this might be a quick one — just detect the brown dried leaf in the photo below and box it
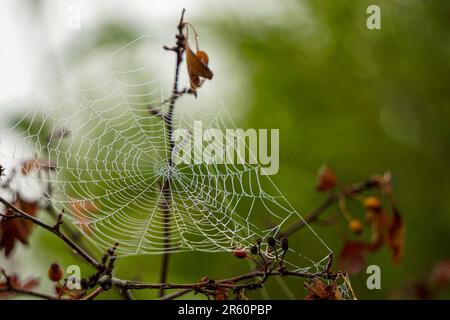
[338,241,371,275]
[70,199,98,216]
[328,283,344,300]
[196,50,209,65]
[70,199,98,235]
[0,196,38,257]
[388,208,404,265]
[186,46,213,93]
[368,209,390,250]
[304,278,344,300]
[304,278,327,300]
[21,158,56,176]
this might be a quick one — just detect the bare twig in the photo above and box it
[0,269,60,300]
[82,287,104,300]
[158,289,192,300]
[111,268,336,294]
[117,287,135,300]
[158,8,187,297]
[0,196,100,269]
[0,286,60,300]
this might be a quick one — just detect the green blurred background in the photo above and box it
[1,0,449,299]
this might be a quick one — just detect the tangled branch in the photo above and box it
[0,168,385,300]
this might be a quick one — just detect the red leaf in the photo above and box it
[388,208,405,265]
[0,274,40,298]
[316,165,337,192]
[338,241,371,275]
[0,196,38,257]
[22,277,40,290]
[367,209,390,251]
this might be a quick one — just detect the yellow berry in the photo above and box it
[363,196,381,211]
[349,219,364,235]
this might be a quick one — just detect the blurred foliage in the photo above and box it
[208,0,450,299]
[3,0,450,300]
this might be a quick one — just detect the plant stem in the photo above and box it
[159,8,186,297]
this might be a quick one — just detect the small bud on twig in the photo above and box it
[266,236,276,248]
[48,263,64,282]
[349,219,364,235]
[363,196,381,212]
[280,238,289,251]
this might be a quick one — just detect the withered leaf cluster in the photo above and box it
[182,22,213,95]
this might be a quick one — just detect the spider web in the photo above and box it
[0,34,332,273]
